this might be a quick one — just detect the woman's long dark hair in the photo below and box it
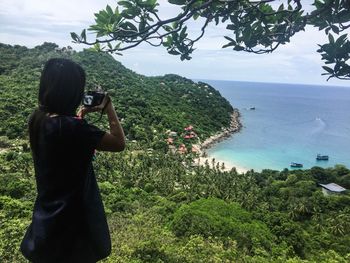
[29,58,86,155]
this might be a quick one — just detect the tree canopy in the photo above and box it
[1,43,350,263]
[72,0,350,81]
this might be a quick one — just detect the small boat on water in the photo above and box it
[290,162,303,168]
[249,107,256,110]
[316,154,329,161]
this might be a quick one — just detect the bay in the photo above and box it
[202,80,350,171]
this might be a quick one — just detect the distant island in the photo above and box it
[0,43,349,263]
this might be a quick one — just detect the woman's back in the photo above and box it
[21,115,111,263]
[21,58,125,262]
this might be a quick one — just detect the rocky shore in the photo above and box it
[201,109,242,151]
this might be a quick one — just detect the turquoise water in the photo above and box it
[203,80,350,171]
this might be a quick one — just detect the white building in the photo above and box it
[319,183,347,196]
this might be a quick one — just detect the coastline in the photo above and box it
[201,109,242,150]
[196,109,248,174]
[195,156,249,174]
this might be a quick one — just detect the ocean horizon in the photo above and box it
[199,80,350,172]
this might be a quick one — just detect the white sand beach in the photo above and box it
[195,156,249,174]
[194,109,249,173]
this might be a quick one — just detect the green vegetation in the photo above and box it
[74,0,350,80]
[0,42,232,144]
[1,43,350,262]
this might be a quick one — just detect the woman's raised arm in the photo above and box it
[97,101,125,152]
[77,95,126,152]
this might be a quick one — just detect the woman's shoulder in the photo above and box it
[46,115,104,138]
[38,114,104,151]
[43,115,88,135]
[47,115,87,124]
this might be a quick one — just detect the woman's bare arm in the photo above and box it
[77,96,126,152]
[96,102,125,152]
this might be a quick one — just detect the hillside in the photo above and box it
[0,43,350,263]
[0,42,233,148]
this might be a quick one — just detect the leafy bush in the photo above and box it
[171,198,276,254]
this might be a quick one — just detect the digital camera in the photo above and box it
[82,91,105,107]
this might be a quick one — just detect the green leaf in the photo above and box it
[114,6,120,16]
[322,66,334,74]
[314,0,323,8]
[180,53,189,61]
[163,25,173,32]
[328,33,335,44]
[95,10,109,24]
[121,8,138,19]
[224,36,236,43]
[222,42,235,48]
[179,27,187,42]
[335,34,347,46]
[223,36,236,48]
[215,16,219,25]
[226,24,235,30]
[93,43,101,51]
[122,21,138,32]
[115,42,121,50]
[106,5,113,15]
[118,1,133,8]
[80,29,86,42]
[146,0,157,6]
[331,25,339,34]
[168,0,186,5]
[278,4,284,12]
[70,32,79,42]
[325,27,331,35]
[96,31,106,38]
[233,45,245,51]
[164,36,173,46]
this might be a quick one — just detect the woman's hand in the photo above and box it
[77,94,111,119]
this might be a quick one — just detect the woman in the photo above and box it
[20,58,125,262]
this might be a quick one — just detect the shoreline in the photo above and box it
[201,109,242,150]
[196,109,248,174]
[195,156,249,174]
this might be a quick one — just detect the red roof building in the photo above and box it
[178,144,187,154]
[184,125,193,131]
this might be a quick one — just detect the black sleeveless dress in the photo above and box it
[21,116,111,263]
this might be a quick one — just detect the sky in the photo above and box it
[0,0,349,87]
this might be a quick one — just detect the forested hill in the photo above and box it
[0,42,233,148]
[1,42,350,263]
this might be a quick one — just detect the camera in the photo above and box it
[82,91,105,107]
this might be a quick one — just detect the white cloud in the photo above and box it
[0,0,114,24]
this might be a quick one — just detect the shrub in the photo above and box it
[170,198,276,254]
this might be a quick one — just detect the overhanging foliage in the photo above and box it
[72,0,350,80]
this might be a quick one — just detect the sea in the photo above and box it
[202,80,350,171]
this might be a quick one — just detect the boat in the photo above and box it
[290,162,303,168]
[316,154,329,161]
[249,107,256,110]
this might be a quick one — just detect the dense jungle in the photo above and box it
[0,43,349,262]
